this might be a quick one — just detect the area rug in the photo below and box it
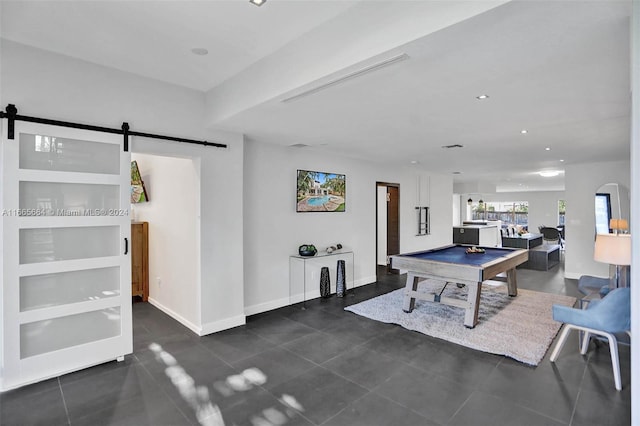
[345,280,576,365]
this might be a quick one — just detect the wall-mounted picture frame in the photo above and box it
[296,169,346,212]
[131,160,149,203]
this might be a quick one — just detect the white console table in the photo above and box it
[289,250,355,309]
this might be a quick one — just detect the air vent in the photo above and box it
[442,144,464,149]
[289,143,310,148]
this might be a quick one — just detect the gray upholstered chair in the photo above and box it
[578,275,610,298]
[550,288,630,390]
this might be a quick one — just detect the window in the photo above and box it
[472,201,528,229]
[595,194,611,234]
[558,200,566,226]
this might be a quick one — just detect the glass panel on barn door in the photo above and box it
[1,121,131,391]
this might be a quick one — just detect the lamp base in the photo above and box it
[609,264,631,289]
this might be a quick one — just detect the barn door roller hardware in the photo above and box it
[0,104,227,152]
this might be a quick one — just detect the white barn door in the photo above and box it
[1,121,132,390]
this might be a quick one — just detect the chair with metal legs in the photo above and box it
[550,287,630,391]
[540,226,563,248]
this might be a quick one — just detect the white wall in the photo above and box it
[1,40,246,334]
[131,153,199,330]
[630,0,639,418]
[376,186,387,265]
[243,140,452,315]
[452,194,461,226]
[564,160,630,279]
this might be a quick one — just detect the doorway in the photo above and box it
[376,182,400,277]
[129,151,201,332]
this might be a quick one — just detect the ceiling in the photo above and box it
[0,1,632,193]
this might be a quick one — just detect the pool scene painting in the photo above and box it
[297,170,346,212]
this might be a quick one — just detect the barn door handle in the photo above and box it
[124,237,129,255]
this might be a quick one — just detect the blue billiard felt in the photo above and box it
[405,246,511,266]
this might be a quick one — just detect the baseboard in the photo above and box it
[244,296,291,316]
[199,315,246,336]
[355,275,377,287]
[147,297,203,335]
[245,276,378,316]
[148,297,247,336]
[564,272,582,280]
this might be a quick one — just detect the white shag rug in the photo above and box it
[345,280,576,366]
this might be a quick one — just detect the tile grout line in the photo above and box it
[316,390,372,426]
[567,351,591,426]
[367,384,436,425]
[136,356,200,426]
[57,377,71,426]
[316,355,432,423]
[481,357,579,425]
[445,389,477,424]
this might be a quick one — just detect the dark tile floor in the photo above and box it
[0,259,631,425]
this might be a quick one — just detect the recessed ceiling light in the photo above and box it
[560,159,565,162]
[476,94,489,100]
[452,171,462,175]
[539,171,560,177]
[190,47,208,56]
[249,0,266,5]
[520,129,528,134]
[410,160,419,164]
[545,147,551,151]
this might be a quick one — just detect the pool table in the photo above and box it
[391,245,528,328]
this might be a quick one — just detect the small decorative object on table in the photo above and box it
[465,246,486,254]
[320,267,331,298]
[298,244,317,257]
[336,260,346,297]
[326,243,343,254]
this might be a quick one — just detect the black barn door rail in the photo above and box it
[0,104,227,151]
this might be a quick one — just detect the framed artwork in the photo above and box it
[296,169,346,212]
[131,161,149,203]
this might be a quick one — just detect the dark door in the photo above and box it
[387,186,400,273]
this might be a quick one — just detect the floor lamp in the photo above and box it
[594,233,631,289]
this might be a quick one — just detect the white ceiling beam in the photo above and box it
[204,0,511,126]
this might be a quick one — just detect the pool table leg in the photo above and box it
[464,282,482,328]
[403,272,420,313]
[506,268,518,297]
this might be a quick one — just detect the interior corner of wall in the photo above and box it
[147,297,203,335]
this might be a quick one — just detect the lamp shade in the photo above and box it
[594,234,631,266]
[610,219,629,231]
